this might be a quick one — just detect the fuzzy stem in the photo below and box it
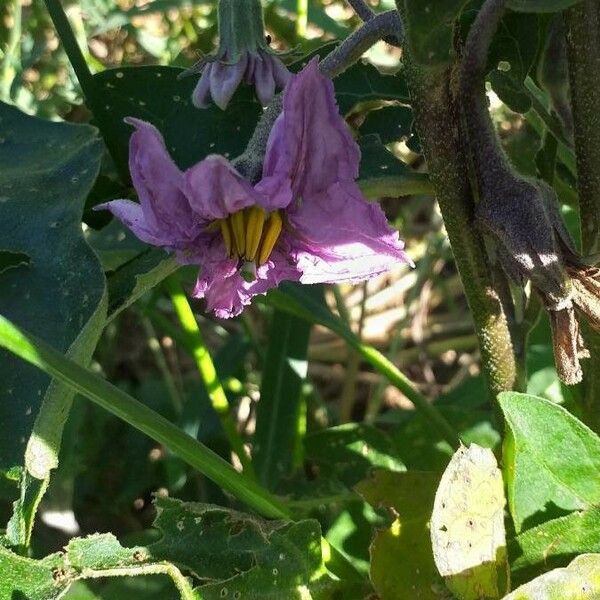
[459,0,512,194]
[565,0,600,256]
[346,0,375,22]
[565,0,600,430]
[400,39,517,400]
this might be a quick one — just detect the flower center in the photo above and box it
[217,206,283,266]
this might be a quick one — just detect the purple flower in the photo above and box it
[99,59,412,318]
[192,50,291,110]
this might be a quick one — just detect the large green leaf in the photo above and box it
[504,554,600,599]
[499,392,600,533]
[510,507,600,585]
[0,497,354,600]
[0,102,106,476]
[91,66,262,175]
[356,469,442,600]
[253,310,311,490]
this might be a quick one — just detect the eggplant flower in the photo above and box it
[99,59,411,318]
[185,0,290,110]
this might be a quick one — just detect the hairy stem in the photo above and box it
[346,0,375,22]
[401,54,517,401]
[565,0,600,429]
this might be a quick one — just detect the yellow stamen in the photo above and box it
[258,211,283,265]
[230,211,246,258]
[245,206,266,261]
[219,219,234,258]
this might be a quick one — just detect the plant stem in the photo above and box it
[565,0,600,430]
[400,54,517,404]
[346,0,375,22]
[165,276,256,481]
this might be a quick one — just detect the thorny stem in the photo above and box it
[565,0,600,429]
[233,10,403,182]
[398,18,517,403]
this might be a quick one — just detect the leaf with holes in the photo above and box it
[0,497,360,599]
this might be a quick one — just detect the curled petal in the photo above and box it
[184,155,267,220]
[98,118,200,246]
[262,58,360,199]
[289,182,412,284]
[192,67,213,108]
[210,54,248,110]
[193,238,300,318]
[571,268,600,332]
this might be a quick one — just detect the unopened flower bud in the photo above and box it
[182,0,291,110]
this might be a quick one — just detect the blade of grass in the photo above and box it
[253,309,311,489]
[0,314,282,519]
[164,276,256,481]
[267,283,461,448]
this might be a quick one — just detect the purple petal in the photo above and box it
[271,54,292,90]
[192,67,213,109]
[100,118,200,246]
[262,58,360,199]
[253,53,276,106]
[289,182,412,284]
[210,55,248,110]
[192,239,300,318]
[95,199,175,247]
[184,155,266,220]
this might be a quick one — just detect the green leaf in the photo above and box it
[499,392,600,533]
[305,423,405,488]
[504,554,600,599]
[254,310,311,490]
[356,469,442,600]
[0,545,69,599]
[357,134,433,198]
[430,444,508,600]
[0,497,353,600]
[403,0,469,67]
[334,61,411,114]
[510,507,600,585]
[91,66,262,174]
[107,250,178,320]
[0,101,106,477]
[359,105,414,144]
[507,0,585,12]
